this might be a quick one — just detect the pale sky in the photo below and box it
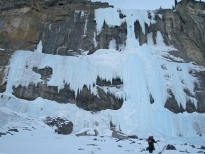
[91,0,204,10]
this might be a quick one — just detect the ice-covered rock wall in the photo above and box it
[0,0,205,139]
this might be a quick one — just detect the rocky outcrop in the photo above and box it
[175,0,205,64]
[0,0,204,60]
[0,0,124,112]
[112,130,128,140]
[0,0,114,54]
[134,0,205,65]
[0,0,204,56]
[191,70,205,113]
[75,128,98,136]
[93,22,127,54]
[44,117,73,135]
[112,130,138,140]
[165,81,205,114]
[166,144,177,150]
[164,90,185,113]
[0,50,13,92]
[12,67,123,112]
[135,0,205,113]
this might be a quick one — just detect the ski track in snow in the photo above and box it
[1,7,205,153]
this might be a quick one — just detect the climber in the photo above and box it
[147,136,157,153]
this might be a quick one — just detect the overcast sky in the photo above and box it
[91,0,204,10]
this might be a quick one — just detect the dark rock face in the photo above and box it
[12,67,123,112]
[164,90,185,113]
[1,0,203,63]
[0,50,14,93]
[94,22,127,53]
[135,0,205,65]
[186,100,197,113]
[0,0,124,113]
[175,0,205,60]
[192,71,205,113]
[44,117,73,135]
[134,21,148,46]
[76,86,123,111]
[164,84,205,114]
[33,67,53,83]
[0,0,113,55]
[0,82,6,93]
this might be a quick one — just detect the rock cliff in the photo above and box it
[0,0,205,113]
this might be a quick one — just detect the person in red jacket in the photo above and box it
[147,136,157,153]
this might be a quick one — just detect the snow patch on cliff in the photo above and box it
[95,8,154,35]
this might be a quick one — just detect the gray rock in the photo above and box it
[0,82,6,93]
[75,129,98,137]
[44,117,73,135]
[8,129,18,132]
[175,0,205,64]
[0,132,6,137]
[194,72,205,113]
[197,151,205,153]
[0,0,203,64]
[165,73,205,113]
[128,135,138,139]
[0,0,112,55]
[149,94,154,104]
[191,144,195,148]
[112,130,128,140]
[33,67,52,83]
[199,146,205,150]
[164,90,185,113]
[166,144,176,150]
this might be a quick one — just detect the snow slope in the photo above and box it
[0,7,205,153]
[1,124,205,154]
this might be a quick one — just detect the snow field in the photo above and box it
[0,115,204,154]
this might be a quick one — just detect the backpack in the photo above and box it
[148,136,153,143]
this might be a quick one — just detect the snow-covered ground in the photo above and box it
[0,95,205,153]
[0,117,205,154]
[1,8,205,154]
